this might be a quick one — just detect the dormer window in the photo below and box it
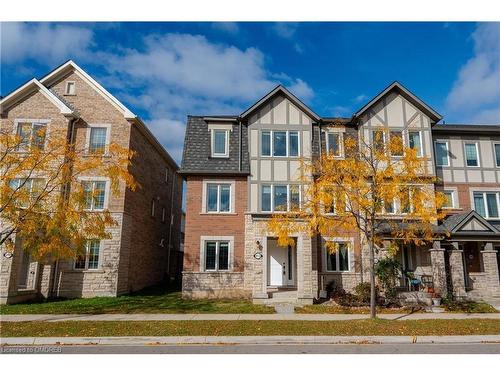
[211,129,229,158]
[65,81,76,95]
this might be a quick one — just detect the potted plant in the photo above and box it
[432,292,442,306]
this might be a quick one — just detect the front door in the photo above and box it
[267,239,295,287]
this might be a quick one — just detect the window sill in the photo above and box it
[323,270,354,274]
[200,212,237,215]
[210,155,230,159]
[83,153,111,158]
[68,269,104,273]
[201,270,233,273]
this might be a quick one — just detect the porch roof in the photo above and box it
[439,210,500,239]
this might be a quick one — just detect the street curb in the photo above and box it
[2,335,500,346]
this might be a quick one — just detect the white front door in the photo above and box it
[267,239,295,287]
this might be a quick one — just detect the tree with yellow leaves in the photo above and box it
[0,123,137,263]
[269,128,446,318]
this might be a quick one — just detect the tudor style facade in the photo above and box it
[180,82,500,305]
[0,61,183,304]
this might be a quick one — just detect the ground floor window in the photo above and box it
[74,240,101,270]
[204,240,230,271]
[324,241,351,272]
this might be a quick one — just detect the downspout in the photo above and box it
[51,116,77,297]
[166,170,176,282]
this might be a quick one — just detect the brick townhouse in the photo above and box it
[0,61,183,304]
[180,82,500,305]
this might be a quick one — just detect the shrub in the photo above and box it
[375,257,401,301]
[443,300,497,313]
[354,282,379,304]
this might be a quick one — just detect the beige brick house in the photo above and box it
[0,61,182,304]
[180,83,500,305]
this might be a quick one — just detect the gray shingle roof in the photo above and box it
[180,116,249,175]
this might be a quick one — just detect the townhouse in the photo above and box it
[180,82,500,304]
[0,61,183,304]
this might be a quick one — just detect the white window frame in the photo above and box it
[78,177,110,212]
[322,237,354,273]
[202,180,235,214]
[211,129,230,158]
[442,189,457,209]
[464,141,480,167]
[434,140,450,167]
[494,143,500,168]
[261,184,301,213]
[260,130,301,158]
[9,177,46,209]
[325,131,344,158]
[14,119,50,151]
[65,81,76,95]
[472,191,500,219]
[73,240,102,271]
[85,123,111,155]
[407,130,423,157]
[200,236,234,272]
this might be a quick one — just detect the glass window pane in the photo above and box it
[82,181,93,209]
[207,184,218,212]
[17,122,32,149]
[290,185,300,211]
[205,242,217,270]
[409,132,421,156]
[289,131,299,156]
[474,193,486,217]
[339,243,349,271]
[261,131,271,156]
[372,130,385,153]
[274,185,288,211]
[93,181,106,210]
[328,133,340,156]
[218,242,229,270]
[435,142,449,166]
[495,144,500,167]
[213,130,227,155]
[390,131,403,156]
[32,124,46,149]
[385,199,395,214]
[87,240,100,269]
[89,127,107,154]
[326,250,337,271]
[261,185,271,211]
[219,184,231,212]
[400,187,411,214]
[74,256,86,269]
[443,192,454,208]
[486,193,499,218]
[273,131,287,156]
[465,143,478,166]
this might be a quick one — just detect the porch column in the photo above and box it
[448,242,466,299]
[297,235,314,304]
[480,243,500,295]
[429,241,447,296]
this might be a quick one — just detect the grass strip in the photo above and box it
[1,319,499,337]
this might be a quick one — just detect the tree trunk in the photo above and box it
[369,234,377,319]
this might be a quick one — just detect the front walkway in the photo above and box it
[2,313,500,322]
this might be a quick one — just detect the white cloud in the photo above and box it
[446,23,500,124]
[288,79,314,101]
[273,22,299,39]
[329,105,351,117]
[354,94,368,102]
[0,22,94,65]
[211,22,239,34]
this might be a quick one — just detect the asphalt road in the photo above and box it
[2,343,500,354]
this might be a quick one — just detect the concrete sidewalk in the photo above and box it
[2,335,500,346]
[2,313,500,322]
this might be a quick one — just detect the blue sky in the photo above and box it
[1,22,499,162]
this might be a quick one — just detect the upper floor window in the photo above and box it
[389,130,404,157]
[326,132,343,157]
[74,240,101,270]
[9,178,45,208]
[207,183,231,213]
[211,129,229,157]
[464,142,479,167]
[82,180,107,211]
[65,81,76,95]
[435,141,449,167]
[89,127,108,154]
[442,190,456,209]
[16,121,47,150]
[408,131,422,157]
[495,144,500,167]
[474,192,499,219]
[372,129,386,153]
[261,130,300,157]
[261,184,300,212]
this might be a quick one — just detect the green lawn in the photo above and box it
[2,319,499,337]
[0,286,274,315]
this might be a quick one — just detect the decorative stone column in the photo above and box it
[297,234,314,305]
[429,241,447,296]
[480,243,500,295]
[448,242,466,299]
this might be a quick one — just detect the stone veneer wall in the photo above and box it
[182,272,248,298]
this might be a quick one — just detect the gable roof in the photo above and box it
[39,60,136,119]
[353,81,442,123]
[240,85,321,122]
[0,78,75,116]
[441,210,500,236]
